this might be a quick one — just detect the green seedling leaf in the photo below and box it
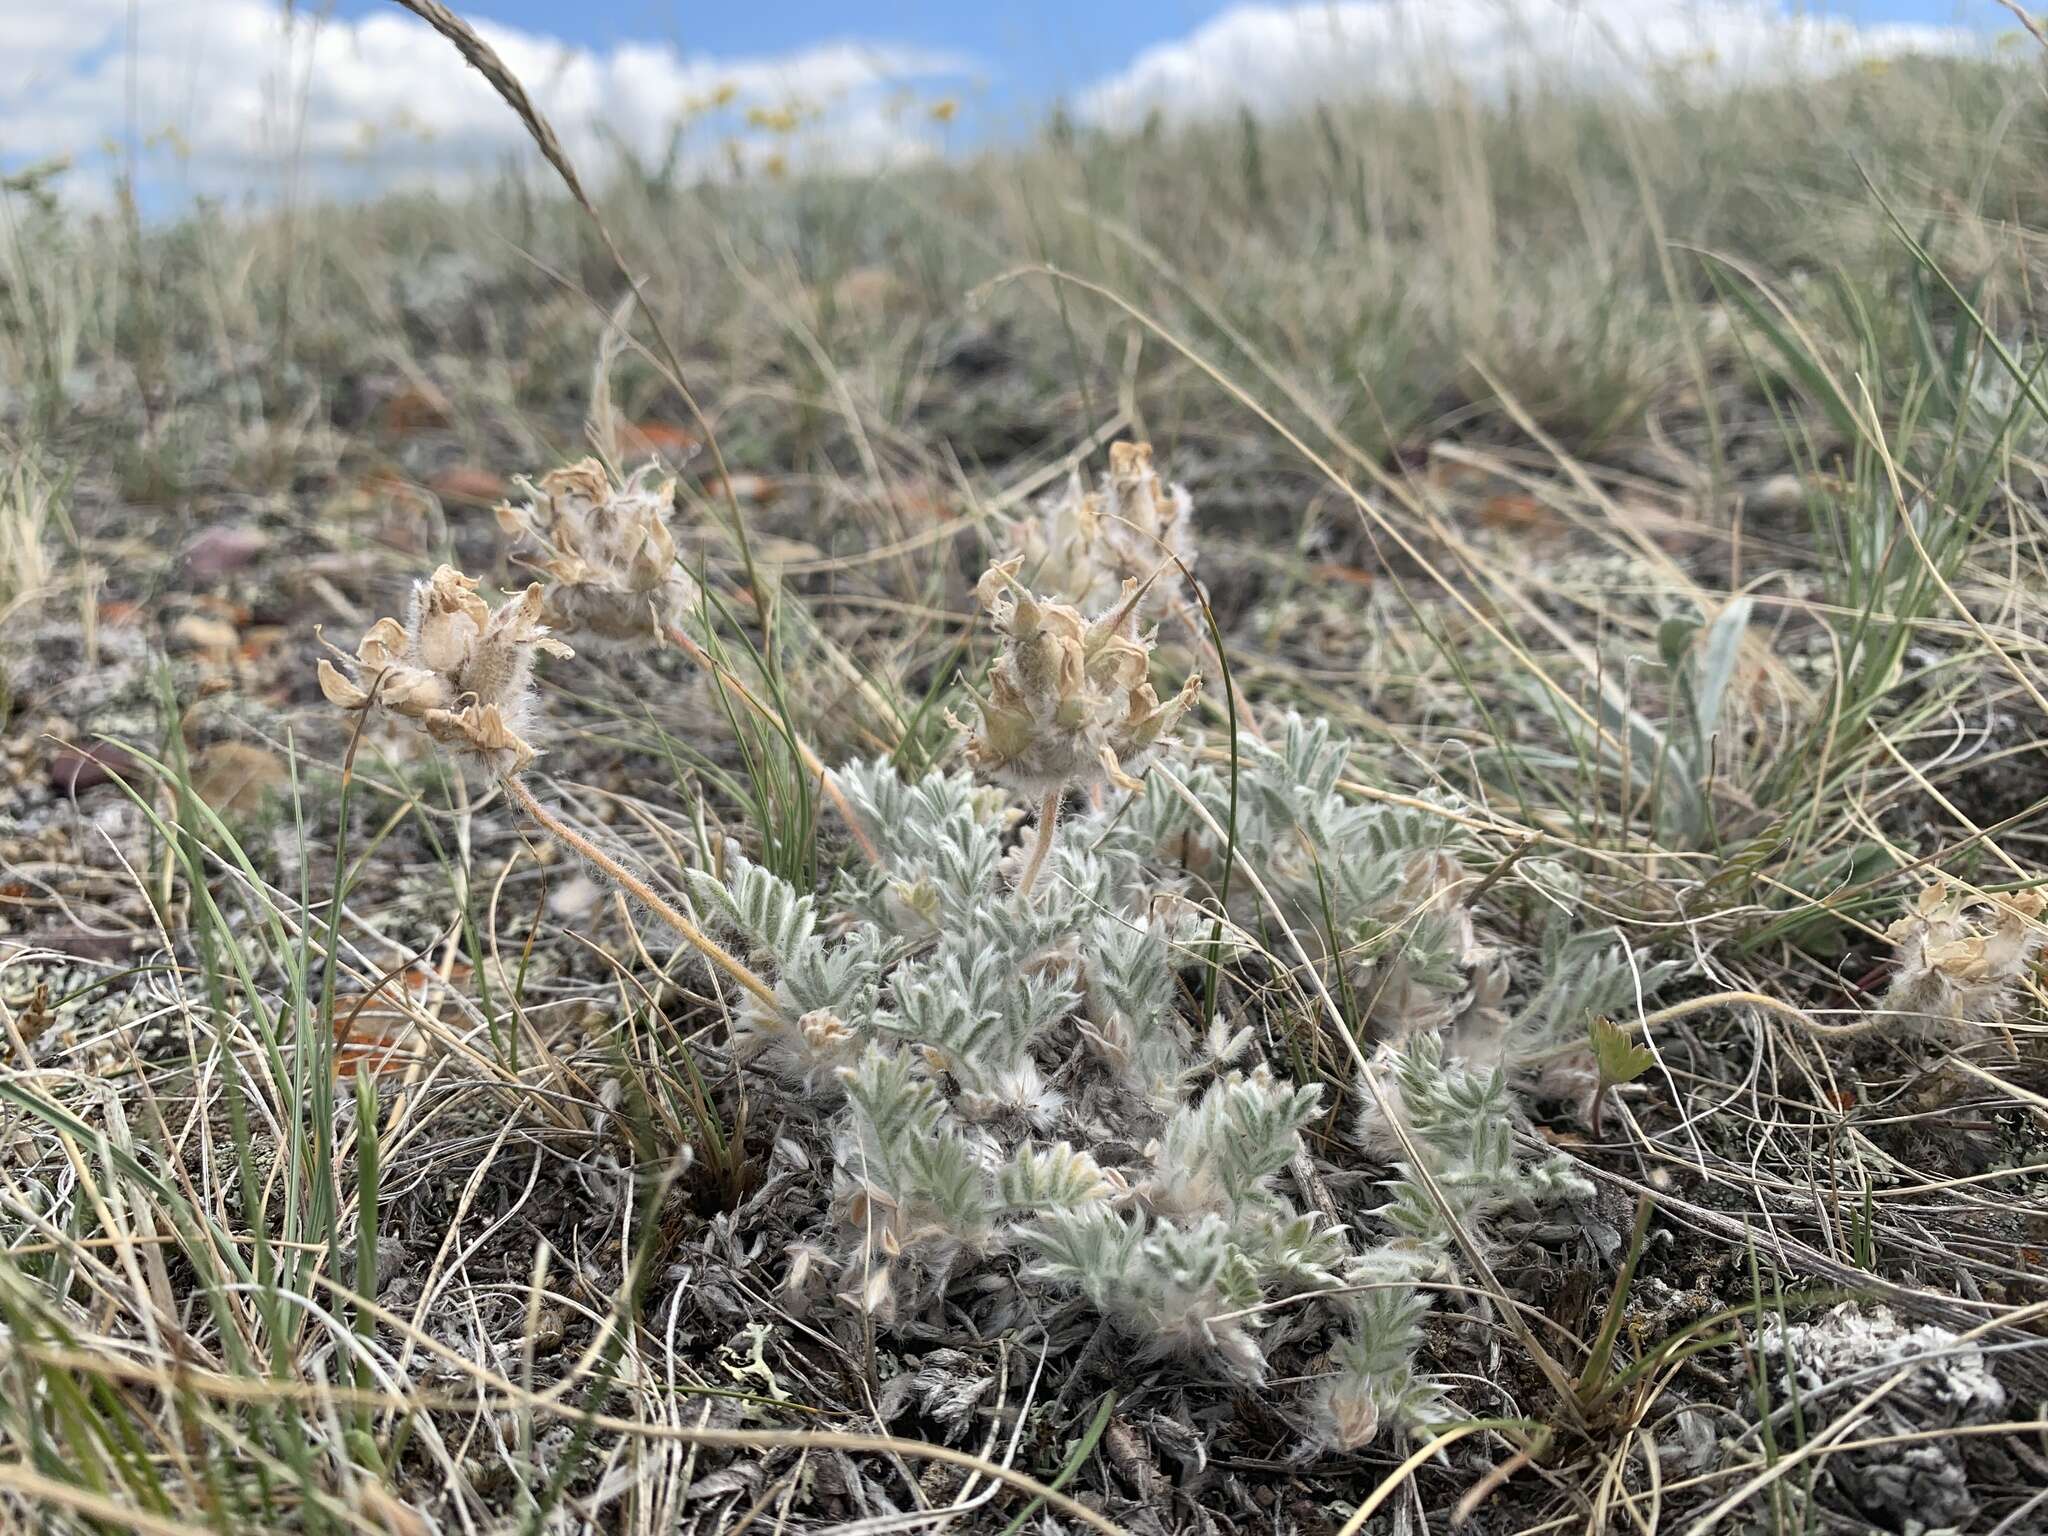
[1589,1016,1655,1090]
[1656,616,1700,671]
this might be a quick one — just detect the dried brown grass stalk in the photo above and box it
[387,1,600,226]
[499,774,779,1011]
[1996,1,2048,51]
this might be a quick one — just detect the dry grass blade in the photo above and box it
[1996,1,2048,50]
[385,0,599,220]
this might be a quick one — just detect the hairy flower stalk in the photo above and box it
[953,558,1201,898]
[317,563,776,1012]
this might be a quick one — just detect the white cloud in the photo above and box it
[0,0,972,205]
[1076,0,1987,129]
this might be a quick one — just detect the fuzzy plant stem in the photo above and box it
[499,774,780,1012]
[1015,789,1064,901]
[1521,988,1881,1068]
[1623,989,1879,1042]
[662,623,882,865]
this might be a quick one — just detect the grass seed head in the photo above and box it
[317,563,569,774]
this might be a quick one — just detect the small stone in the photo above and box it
[428,466,507,504]
[1748,474,1805,515]
[172,614,240,657]
[188,742,288,817]
[48,741,143,794]
[183,524,269,581]
[548,873,604,920]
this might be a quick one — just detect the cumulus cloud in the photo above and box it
[1077,0,1986,129]
[0,0,971,205]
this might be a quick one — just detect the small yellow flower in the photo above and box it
[145,125,190,159]
[929,98,959,124]
[317,564,570,775]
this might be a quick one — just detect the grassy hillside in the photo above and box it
[2,25,2047,1536]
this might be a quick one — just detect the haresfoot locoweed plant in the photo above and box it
[318,444,1680,1455]
[949,557,1201,898]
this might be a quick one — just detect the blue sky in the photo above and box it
[320,0,2005,46]
[318,2,1253,131]
[0,0,2019,206]
[314,1,2007,122]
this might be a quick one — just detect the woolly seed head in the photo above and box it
[951,557,1200,798]
[317,564,569,775]
[1014,438,1197,612]
[1881,881,2046,1036]
[496,457,702,646]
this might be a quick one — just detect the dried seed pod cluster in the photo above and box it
[1881,881,2046,1036]
[318,564,569,774]
[953,557,1201,799]
[495,458,701,645]
[1017,439,1196,612]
